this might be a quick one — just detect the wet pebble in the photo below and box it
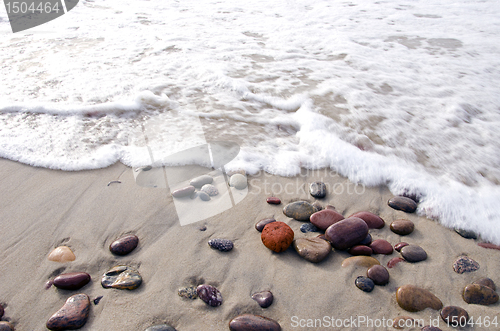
[208,238,234,252]
[300,223,319,233]
[325,217,369,250]
[478,242,500,250]
[0,303,3,318]
[109,234,139,256]
[101,265,142,290]
[388,196,417,213]
[251,291,273,308]
[367,265,389,285]
[53,272,91,291]
[48,246,76,263]
[46,294,90,331]
[309,181,327,198]
[172,185,196,198]
[190,175,213,188]
[394,242,409,252]
[293,237,331,263]
[348,245,373,256]
[440,306,469,327]
[196,284,223,307]
[370,239,393,255]
[266,197,281,205]
[473,277,496,291]
[201,184,219,196]
[261,222,294,253]
[453,256,479,274]
[454,228,477,239]
[283,201,315,221]
[229,174,247,190]
[400,245,427,263]
[359,233,372,245]
[349,211,385,229]
[229,314,281,331]
[355,276,375,292]
[312,202,323,212]
[396,285,443,312]
[178,287,198,300]
[199,191,210,201]
[310,209,344,231]
[342,256,380,268]
[387,257,405,268]
[462,284,499,305]
[145,325,177,331]
[390,219,414,235]
[0,322,14,331]
[255,218,276,232]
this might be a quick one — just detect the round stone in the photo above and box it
[400,245,427,262]
[190,175,213,188]
[48,246,76,263]
[261,222,294,253]
[453,256,479,273]
[255,218,276,232]
[145,325,177,331]
[349,211,385,229]
[348,245,373,256]
[201,184,219,196]
[388,196,417,213]
[462,284,499,305]
[266,197,281,205]
[370,239,393,255]
[473,277,496,291]
[293,237,331,263]
[199,191,211,201]
[387,257,405,268]
[310,209,345,231]
[390,219,415,235]
[300,223,319,233]
[251,291,273,308]
[309,181,327,198]
[46,294,90,331]
[396,285,443,312]
[178,287,198,300]
[172,185,196,198]
[342,256,380,268]
[359,233,372,245]
[229,314,281,331]
[394,242,409,252]
[367,265,390,285]
[229,174,247,190]
[53,272,91,290]
[0,322,14,331]
[283,201,315,221]
[454,228,477,239]
[196,284,223,307]
[101,265,142,290]
[355,276,375,292]
[109,234,139,256]
[208,238,234,252]
[325,217,369,250]
[440,306,469,327]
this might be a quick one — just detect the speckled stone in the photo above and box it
[101,266,142,290]
[453,256,479,274]
[229,314,281,331]
[144,325,177,331]
[208,238,234,252]
[400,245,427,263]
[46,294,90,331]
[53,272,91,290]
[266,197,281,205]
[255,218,276,232]
[261,222,294,253]
[196,284,223,307]
[109,234,139,256]
[462,284,499,305]
[387,257,405,268]
[251,291,273,308]
[440,306,469,327]
[201,184,219,196]
[454,228,477,239]
[230,174,247,190]
[355,276,375,292]
[0,322,14,331]
[309,181,327,198]
[300,223,319,233]
[293,237,331,263]
[325,217,369,250]
[178,287,198,299]
[367,265,389,285]
[396,285,443,312]
[342,256,380,268]
[310,209,344,231]
[348,245,373,256]
[283,201,315,221]
[388,196,417,213]
[370,239,393,255]
[190,175,213,188]
[394,242,409,252]
[172,185,196,198]
[390,219,415,235]
[48,246,76,263]
[349,211,385,229]
[473,278,496,291]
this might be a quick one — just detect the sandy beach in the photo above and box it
[0,157,498,330]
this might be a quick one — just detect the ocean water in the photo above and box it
[1,0,500,243]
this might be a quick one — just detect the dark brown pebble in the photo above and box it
[172,185,196,198]
[255,219,276,232]
[110,234,139,256]
[325,217,369,250]
[473,277,496,291]
[0,322,14,331]
[394,242,409,252]
[348,211,385,229]
[440,306,469,327]
[196,284,223,307]
[348,245,373,256]
[266,197,281,205]
[390,219,415,235]
[400,245,427,263]
[229,314,281,331]
[478,242,500,250]
[53,272,91,290]
[462,284,499,305]
[388,196,417,213]
[370,239,393,255]
[251,291,273,308]
[396,285,443,312]
[0,303,3,318]
[453,256,479,273]
[93,296,103,305]
[46,293,90,331]
[387,257,405,268]
[367,265,390,285]
[310,209,344,231]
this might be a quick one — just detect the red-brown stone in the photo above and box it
[370,239,393,255]
[310,209,345,231]
[325,217,369,250]
[348,245,373,256]
[349,211,385,229]
[261,222,294,253]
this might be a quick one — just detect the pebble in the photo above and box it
[101,265,142,290]
[355,276,375,292]
[454,228,477,239]
[387,257,405,268]
[0,303,3,318]
[300,223,319,233]
[478,242,500,250]
[261,222,294,253]
[453,256,479,274]
[190,175,213,188]
[421,326,442,331]
[310,209,344,231]
[208,238,234,252]
[266,197,281,205]
[145,325,177,331]
[359,233,372,245]
[198,191,211,201]
[370,239,393,255]
[251,291,274,308]
[201,184,219,196]
[293,237,331,263]
[93,296,103,305]
[396,285,443,312]
[48,246,76,263]
[440,306,469,326]
[325,217,369,250]
[348,245,373,256]
[283,201,315,221]
[109,234,139,256]
[367,265,390,285]
[46,293,90,331]
[473,277,496,291]
[312,202,323,212]
[229,174,247,190]
[390,219,415,235]
[53,272,91,291]
[196,284,223,307]
[178,287,198,300]
[392,316,417,329]
[388,196,417,213]
[348,211,385,229]
[172,185,196,198]
[309,181,327,198]
[394,242,409,252]
[255,218,276,232]
[229,314,281,331]
[400,245,427,263]
[342,256,380,268]
[0,322,14,331]
[462,284,499,305]
[325,205,336,210]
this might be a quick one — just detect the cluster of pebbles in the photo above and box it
[171,173,248,202]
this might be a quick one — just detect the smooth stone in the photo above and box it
[109,234,139,256]
[421,327,442,331]
[208,238,234,252]
[178,286,198,299]
[172,185,195,198]
[370,239,393,255]
[229,314,281,331]
[390,219,415,235]
[400,245,427,263]
[198,191,211,201]
[325,205,336,210]
[359,233,372,246]
[101,265,142,290]
[145,325,177,331]
[355,276,374,292]
[367,265,390,285]
[388,196,417,213]
[261,222,294,253]
[387,257,405,268]
[48,246,76,263]
[196,284,223,307]
[255,219,276,232]
[453,256,479,273]
[299,223,319,233]
[440,306,469,326]
[46,293,90,331]
[325,217,369,250]
[342,256,380,268]
[201,184,219,196]
[348,245,373,256]
[312,202,323,212]
[251,291,273,308]
[349,211,385,229]
[396,285,443,312]
[462,284,499,305]
[392,316,416,329]
[454,228,477,239]
[266,197,281,205]
[478,242,500,250]
[394,242,409,252]
[54,272,91,290]
[293,237,331,263]
[0,322,13,331]
[190,175,213,188]
[310,209,344,231]
[473,278,496,291]
[229,174,247,189]
[309,181,326,198]
[283,201,315,221]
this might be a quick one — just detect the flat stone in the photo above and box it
[109,234,139,256]
[388,196,417,213]
[440,306,469,327]
[394,242,409,252]
[46,293,90,331]
[390,219,415,235]
[309,181,326,198]
[261,222,294,253]
[478,242,500,250]
[396,285,443,312]
[229,314,281,331]
[201,184,219,196]
[349,211,385,229]
[190,175,213,188]
[293,237,331,263]
[48,246,76,263]
[359,233,372,245]
[255,218,276,232]
[230,174,247,189]
[266,197,281,205]
[367,265,389,285]
[178,286,198,299]
[355,276,374,292]
[53,272,91,290]
[454,228,477,239]
[208,238,234,252]
[453,256,479,274]
[387,257,405,268]
[348,245,373,256]
[196,284,223,307]
[400,245,427,263]
[325,217,369,250]
[199,191,211,201]
[300,223,319,233]
[370,239,393,255]
[462,284,499,305]
[145,325,177,331]
[101,265,142,290]
[342,256,380,268]
[473,278,496,291]
[283,201,315,221]
[251,291,273,308]
[310,209,344,231]
[172,185,196,198]
[0,322,14,331]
